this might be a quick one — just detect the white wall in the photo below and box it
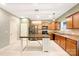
[0,9,10,48]
[10,16,20,44]
[0,8,19,48]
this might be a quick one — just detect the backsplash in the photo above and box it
[65,29,79,35]
[60,20,79,35]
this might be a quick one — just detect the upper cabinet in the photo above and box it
[48,21,60,30]
[48,23,52,30]
[66,12,79,29]
[55,22,60,30]
[67,16,73,29]
[51,22,56,30]
[73,13,79,28]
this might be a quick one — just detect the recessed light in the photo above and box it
[52,12,55,15]
[34,9,39,11]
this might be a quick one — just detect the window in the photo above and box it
[61,21,66,30]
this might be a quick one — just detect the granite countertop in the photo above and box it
[20,34,50,38]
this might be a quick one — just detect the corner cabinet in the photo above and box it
[66,12,79,29]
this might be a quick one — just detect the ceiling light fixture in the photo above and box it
[52,12,55,21]
[34,9,39,11]
[34,9,40,19]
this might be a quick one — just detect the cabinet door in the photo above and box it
[57,35,60,45]
[49,34,53,40]
[70,39,77,56]
[55,34,58,43]
[55,22,60,30]
[55,34,59,43]
[60,36,66,49]
[67,16,73,29]
[51,22,56,30]
[48,24,51,30]
[66,39,77,56]
[66,39,71,55]
[48,23,54,30]
[73,13,79,28]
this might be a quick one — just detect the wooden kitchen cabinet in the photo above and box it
[66,38,77,56]
[67,16,73,29]
[55,34,60,44]
[60,36,66,49]
[54,33,79,56]
[48,21,60,30]
[51,22,56,30]
[49,34,53,40]
[66,12,79,29]
[48,24,51,30]
[55,22,60,30]
[54,34,57,42]
[55,34,66,49]
[49,34,55,40]
[73,12,79,28]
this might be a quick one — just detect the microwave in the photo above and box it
[42,26,48,30]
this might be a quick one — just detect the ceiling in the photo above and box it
[0,3,77,20]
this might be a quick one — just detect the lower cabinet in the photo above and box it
[55,34,66,49]
[60,36,66,49]
[49,34,53,40]
[54,34,78,56]
[55,34,60,44]
[66,39,77,56]
[49,34,55,40]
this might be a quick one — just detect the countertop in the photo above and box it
[53,32,79,41]
[20,34,50,38]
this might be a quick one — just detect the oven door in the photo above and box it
[42,30,48,34]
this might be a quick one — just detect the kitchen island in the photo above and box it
[20,34,50,52]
